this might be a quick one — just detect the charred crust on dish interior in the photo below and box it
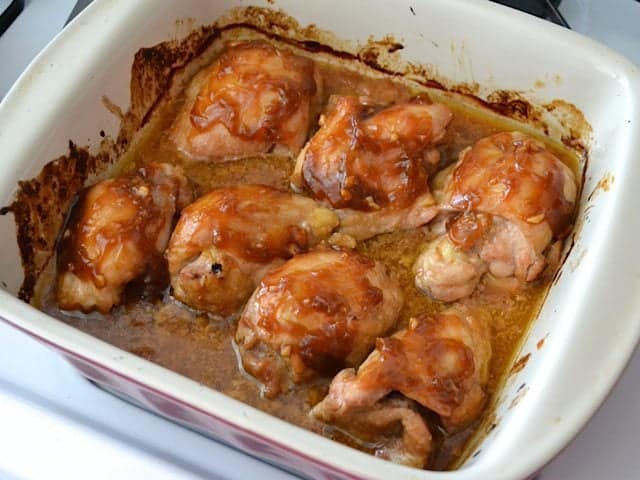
[0,142,109,302]
[536,336,547,350]
[129,25,220,129]
[509,352,531,375]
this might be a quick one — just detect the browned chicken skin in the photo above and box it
[443,131,576,236]
[292,96,452,240]
[236,249,403,398]
[312,306,491,468]
[415,132,577,301]
[171,41,322,161]
[56,163,193,313]
[166,185,339,315]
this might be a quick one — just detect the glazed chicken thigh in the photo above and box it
[291,95,453,240]
[171,41,322,161]
[56,163,192,313]
[166,185,339,315]
[312,306,491,467]
[236,249,403,398]
[415,132,577,301]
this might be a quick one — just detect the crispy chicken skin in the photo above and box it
[166,185,339,315]
[312,306,491,467]
[236,249,403,398]
[170,41,322,161]
[291,96,452,240]
[415,132,577,301]
[56,163,193,313]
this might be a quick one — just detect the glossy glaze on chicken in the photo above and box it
[166,184,338,315]
[415,132,576,302]
[312,306,491,467]
[237,248,403,398]
[171,41,322,160]
[56,163,193,312]
[291,96,451,240]
[44,40,580,471]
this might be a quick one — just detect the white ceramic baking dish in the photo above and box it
[0,1,639,478]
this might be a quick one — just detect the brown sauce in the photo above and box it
[41,44,579,471]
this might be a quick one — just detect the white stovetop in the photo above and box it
[1,1,638,479]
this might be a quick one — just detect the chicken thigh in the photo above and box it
[312,306,491,467]
[236,248,403,397]
[415,132,577,301]
[291,96,453,240]
[170,41,322,161]
[166,185,339,315]
[56,163,193,313]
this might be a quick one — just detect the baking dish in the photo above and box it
[0,0,639,478]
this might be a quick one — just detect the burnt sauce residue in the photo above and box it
[38,38,581,471]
